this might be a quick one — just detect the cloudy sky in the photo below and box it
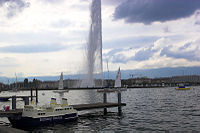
[0,0,200,78]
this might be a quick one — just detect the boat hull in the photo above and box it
[0,97,9,101]
[8,113,78,128]
[176,87,190,90]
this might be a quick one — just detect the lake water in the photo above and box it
[0,87,200,132]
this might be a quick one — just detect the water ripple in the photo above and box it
[0,87,200,132]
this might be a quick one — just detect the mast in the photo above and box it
[107,60,109,80]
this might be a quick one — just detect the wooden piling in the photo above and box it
[103,92,107,115]
[118,90,122,115]
[36,87,38,104]
[12,96,16,110]
[30,88,33,101]
[24,97,29,105]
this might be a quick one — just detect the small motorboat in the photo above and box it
[176,84,190,90]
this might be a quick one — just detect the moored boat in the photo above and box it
[176,86,190,90]
[97,67,127,92]
[175,84,190,90]
[8,98,78,128]
[114,67,127,91]
[0,97,9,101]
[53,72,69,93]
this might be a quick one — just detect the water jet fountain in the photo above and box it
[81,0,103,87]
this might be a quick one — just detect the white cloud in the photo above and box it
[0,0,199,77]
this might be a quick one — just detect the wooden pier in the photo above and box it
[0,96,35,99]
[74,102,126,111]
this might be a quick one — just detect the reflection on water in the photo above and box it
[0,87,200,132]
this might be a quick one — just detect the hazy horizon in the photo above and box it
[1,66,200,84]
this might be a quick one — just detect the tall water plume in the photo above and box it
[81,0,103,87]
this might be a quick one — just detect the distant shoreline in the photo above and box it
[2,85,199,91]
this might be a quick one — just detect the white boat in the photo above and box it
[53,72,69,93]
[114,67,121,88]
[97,67,127,92]
[114,67,127,91]
[8,98,78,128]
[175,83,190,90]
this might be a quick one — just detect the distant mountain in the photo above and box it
[0,66,200,84]
[118,66,200,79]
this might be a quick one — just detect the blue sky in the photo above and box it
[0,0,200,78]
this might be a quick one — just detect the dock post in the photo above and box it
[24,97,29,105]
[118,90,122,115]
[36,87,38,104]
[31,87,33,101]
[103,92,107,115]
[12,96,16,110]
